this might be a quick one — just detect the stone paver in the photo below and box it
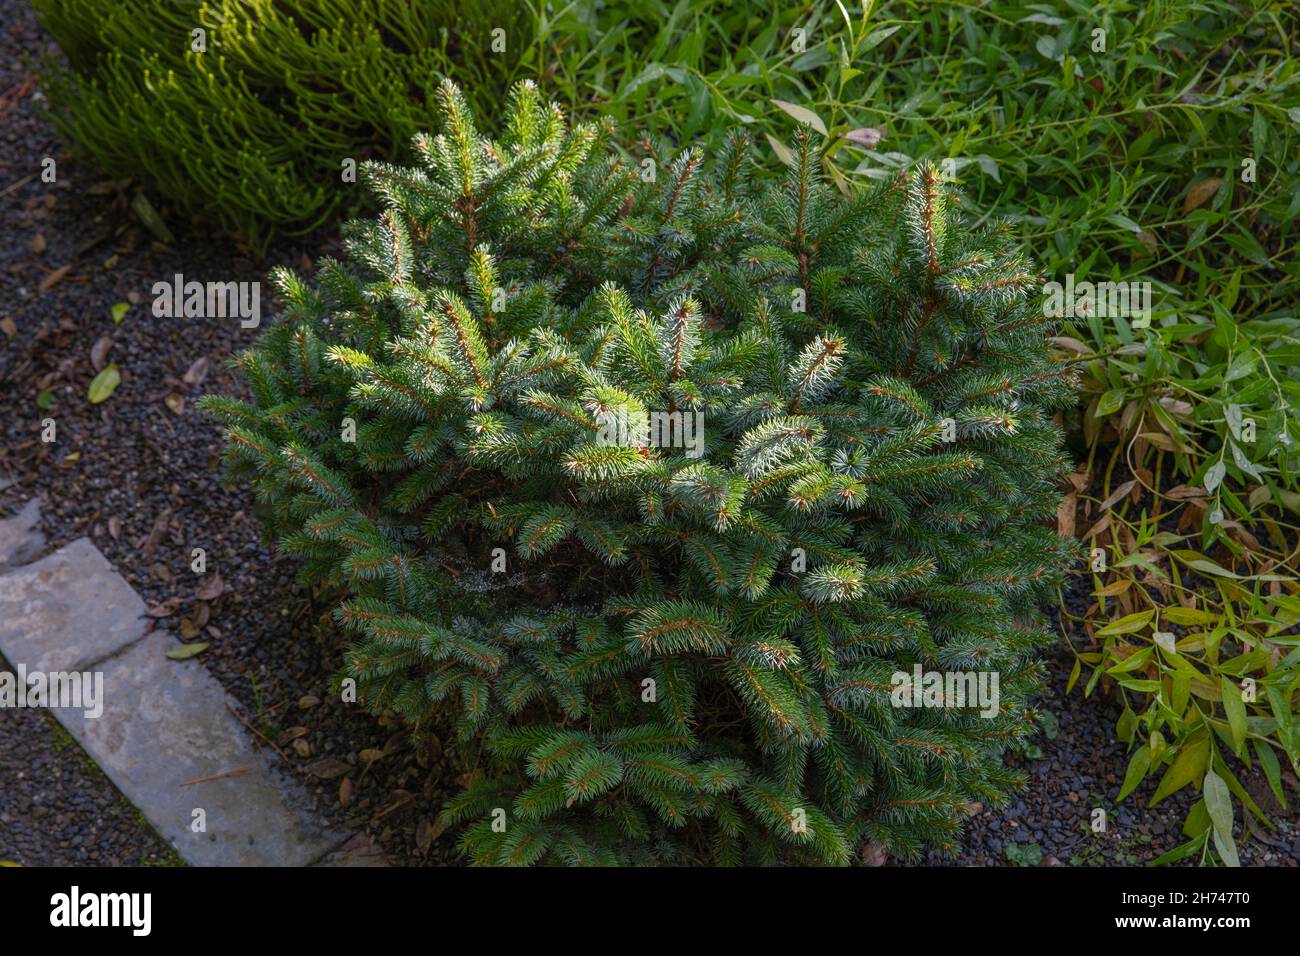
[49,630,345,866]
[0,537,146,673]
[0,501,351,866]
[0,498,45,569]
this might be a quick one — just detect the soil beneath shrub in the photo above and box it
[2,0,1295,867]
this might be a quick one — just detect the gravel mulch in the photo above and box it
[1,0,457,867]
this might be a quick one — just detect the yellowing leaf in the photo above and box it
[1163,606,1215,626]
[87,363,121,404]
[1149,732,1209,806]
[166,642,209,661]
[764,133,796,167]
[1097,609,1154,636]
[771,99,828,136]
[1093,578,1132,597]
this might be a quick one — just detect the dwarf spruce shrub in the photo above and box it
[204,81,1076,865]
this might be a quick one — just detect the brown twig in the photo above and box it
[179,768,252,787]
[226,701,289,762]
[0,174,35,199]
[373,792,414,820]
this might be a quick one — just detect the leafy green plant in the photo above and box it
[204,82,1075,865]
[1063,458,1300,866]
[1068,815,1153,866]
[34,0,531,246]
[558,2,1298,306]
[1068,284,1300,533]
[1005,842,1043,866]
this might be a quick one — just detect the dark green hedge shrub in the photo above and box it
[34,0,525,246]
[204,82,1076,864]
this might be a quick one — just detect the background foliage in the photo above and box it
[34,0,527,244]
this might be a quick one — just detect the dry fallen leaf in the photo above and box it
[195,570,224,602]
[379,789,414,816]
[38,264,70,293]
[1065,469,1091,494]
[1164,484,1208,501]
[339,777,355,808]
[306,757,351,780]
[416,818,434,852]
[1049,335,1090,354]
[0,317,15,339]
[1056,492,1077,538]
[182,356,209,386]
[29,233,46,254]
[179,617,201,639]
[427,816,449,843]
[164,392,185,415]
[87,363,121,404]
[456,769,485,789]
[90,335,113,372]
[139,506,172,561]
[1081,512,1112,540]
[843,127,883,149]
[1098,479,1138,512]
[146,597,182,618]
[1183,176,1223,216]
